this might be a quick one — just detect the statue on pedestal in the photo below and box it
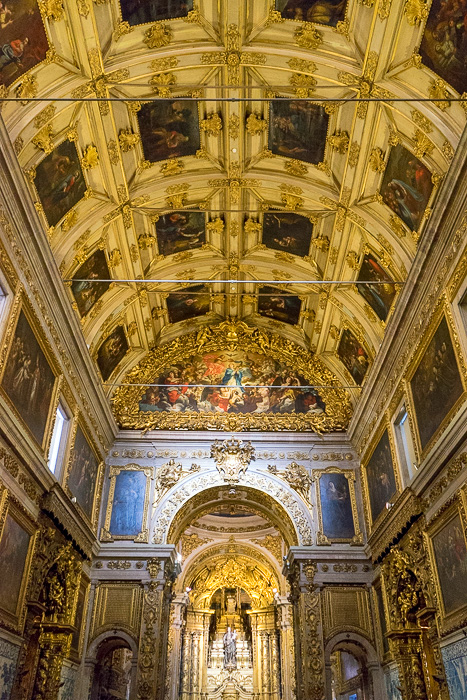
[223,626,237,669]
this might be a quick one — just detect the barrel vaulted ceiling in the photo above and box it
[1,0,466,425]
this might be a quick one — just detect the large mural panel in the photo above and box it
[0,513,31,616]
[420,0,467,95]
[138,100,200,162]
[337,329,369,386]
[120,0,193,24]
[1,309,56,445]
[269,100,328,164]
[357,254,396,322]
[365,430,397,524]
[275,0,346,24]
[258,286,301,325]
[432,512,467,616]
[262,212,313,257]
[155,211,205,256]
[71,250,111,318]
[410,315,464,451]
[0,0,48,87]
[34,140,87,228]
[380,144,432,232]
[66,425,100,521]
[138,350,326,415]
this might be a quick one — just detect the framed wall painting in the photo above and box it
[101,465,152,543]
[0,494,36,631]
[361,426,400,529]
[407,310,466,456]
[313,468,362,544]
[65,421,102,528]
[427,499,467,628]
[96,325,129,382]
[0,295,59,451]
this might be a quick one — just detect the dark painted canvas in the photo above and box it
[420,0,467,94]
[166,284,210,324]
[109,470,147,536]
[262,212,313,257]
[357,254,396,322]
[366,430,397,523]
[34,140,87,228]
[269,100,328,164]
[96,325,128,381]
[0,513,30,615]
[67,426,99,520]
[275,0,346,24]
[258,285,301,325]
[156,211,205,256]
[410,316,463,450]
[120,0,193,24]
[1,310,55,444]
[138,349,326,415]
[71,250,111,318]
[432,513,467,615]
[381,144,433,232]
[319,472,355,539]
[138,100,200,163]
[337,329,369,386]
[0,0,48,87]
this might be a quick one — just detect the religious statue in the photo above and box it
[223,626,237,668]
[226,594,236,614]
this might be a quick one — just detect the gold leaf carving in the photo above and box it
[429,78,451,110]
[81,144,99,169]
[160,160,184,176]
[284,159,308,176]
[118,129,140,152]
[295,23,323,49]
[404,0,429,25]
[290,73,316,98]
[327,130,349,154]
[200,113,223,136]
[144,23,172,49]
[369,147,386,172]
[113,20,132,41]
[149,72,176,97]
[246,113,267,135]
[61,209,78,232]
[413,129,434,158]
[32,125,54,154]
[38,0,64,21]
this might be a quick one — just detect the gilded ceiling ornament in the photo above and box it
[280,185,304,211]
[107,249,122,267]
[311,235,330,252]
[429,78,451,110]
[327,130,350,154]
[347,141,360,168]
[346,251,360,269]
[118,129,140,152]
[411,109,433,133]
[130,244,139,263]
[334,19,350,36]
[14,137,23,155]
[150,57,178,72]
[404,0,428,24]
[38,0,64,21]
[265,7,286,25]
[32,125,54,154]
[149,72,176,97]
[329,246,339,264]
[290,73,316,98]
[229,114,240,139]
[113,20,132,41]
[206,217,224,235]
[210,437,255,484]
[314,320,322,334]
[61,209,78,232]
[77,0,90,16]
[127,321,138,337]
[80,144,99,169]
[329,324,340,340]
[295,23,323,50]
[369,147,386,172]
[246,113,267,136]
[180,532,213,558]
[377,0,392,18]
[139,159,154,172]
[287,57,316,73]
[251,534,283,562]
[413,129,434,159]
[160,160,184,176]
[34,104,56,129]
[144,23,172,49]
[200,113,223,136]
[441,140,454,161]
[230,221,239,237]
[244,218,261,236]
[389,215,408,239]
[16,75,38,104]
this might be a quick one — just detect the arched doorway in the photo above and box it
[90,636,134,700]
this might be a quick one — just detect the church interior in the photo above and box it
[0,0,467,698]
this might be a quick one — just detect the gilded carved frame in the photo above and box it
[312,466,363,545]
[0,485,38,633]
[372,577,391,662]
[70,573,90,661]
[0,288,62,455]
[101,463,152,543]
[360,420,402,532]
[404,301,467,460]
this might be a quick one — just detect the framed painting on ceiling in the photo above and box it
[120,0,193,24]
[420,0,467,95]
[269,100,328,164]
[357,254,396,322]
[137,100,200,163]
[102,465,152,542]
[262,212,313,258]
[96,325,129,382]
[66,423,101,525]
[362,428,399,527]
[166,284,210,324]
[313,468,361,543]
[275,0,346,25]
[71,250,111,318]
[0,0,48,87]
[407,312,465,454]
[258,286,301,325]
[337,328,369,386]
[0,300,57,449]
[34,140,87,228]
[155,211,205,257]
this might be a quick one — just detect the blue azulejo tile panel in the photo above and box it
[0,638,20,700]
[441,637,467,700]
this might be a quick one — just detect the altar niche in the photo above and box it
[208,588,252,674]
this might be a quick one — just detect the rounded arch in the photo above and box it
[324,631,379,666]
[86,630,139,661]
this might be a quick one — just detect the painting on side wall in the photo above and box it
[432,512,467,616]
[0,512,31,617]
[0,0,48,87]
[275,0,346,24]
[262,212,313,257]
[120,0,193,24]
[166,284,210,324]
[138,100,200,163]
[365,430,397,524]
[71,250,111,318]
[96,325,129,381]
[34,140,87,228]
[269,100,328,164]
[67,425,100,521]
[155,211,205,256]
[258,286,301,325]
[380,144,433,232]
[1,309,56,446]
[420,0,467,95]
[442,638,467,700]
[357,254,396,322]
[109,470,147,537]
[318,472,355,539]
[410,315,464,451]
[337,329,369,386]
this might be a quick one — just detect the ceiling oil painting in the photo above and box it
[2,0,465,431]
